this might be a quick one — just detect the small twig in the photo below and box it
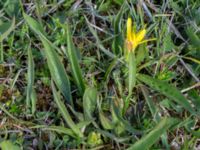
[181,82,200,93]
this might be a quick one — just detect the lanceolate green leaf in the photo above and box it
[26,46,35,114]
[127,117,177,150]
[23,13,72,105]
[39,34,72,105]
[23,13,44,34]
[137,74,195,114]
[83,87,97,120]
[65,23,85,95]
[51,82,83,138]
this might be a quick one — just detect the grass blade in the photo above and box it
[127,117,177,150]
[51,82,83,138]
[137,74,195,114]
[65,23,85,95]
[23,14,72,105]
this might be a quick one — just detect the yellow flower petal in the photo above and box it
[126,18,132,41]
[136,29,146,43]
[132,29,136,42]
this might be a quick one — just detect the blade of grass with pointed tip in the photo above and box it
[51,82,83,138]
[127,117,177,150]
[65,23,85,95]
[23,13,44,34]
[137,74,195,114]
[23,14,72,105]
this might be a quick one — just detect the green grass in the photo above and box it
[0,0,200,149]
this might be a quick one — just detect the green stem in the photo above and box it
[0,40,3,62]
[123,51,136,113]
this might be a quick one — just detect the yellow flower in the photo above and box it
[126,17,154,52]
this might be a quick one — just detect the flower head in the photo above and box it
[125,18,152,52]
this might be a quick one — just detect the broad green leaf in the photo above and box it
[23,14,72,105]
[0,140,20,150]
[83,87,97,120]
[127,118,177,150]
[137,74,195,114]
[51,82,83,138]
[65,23,85,95]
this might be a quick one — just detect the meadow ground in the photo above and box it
[0,0,200,149]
